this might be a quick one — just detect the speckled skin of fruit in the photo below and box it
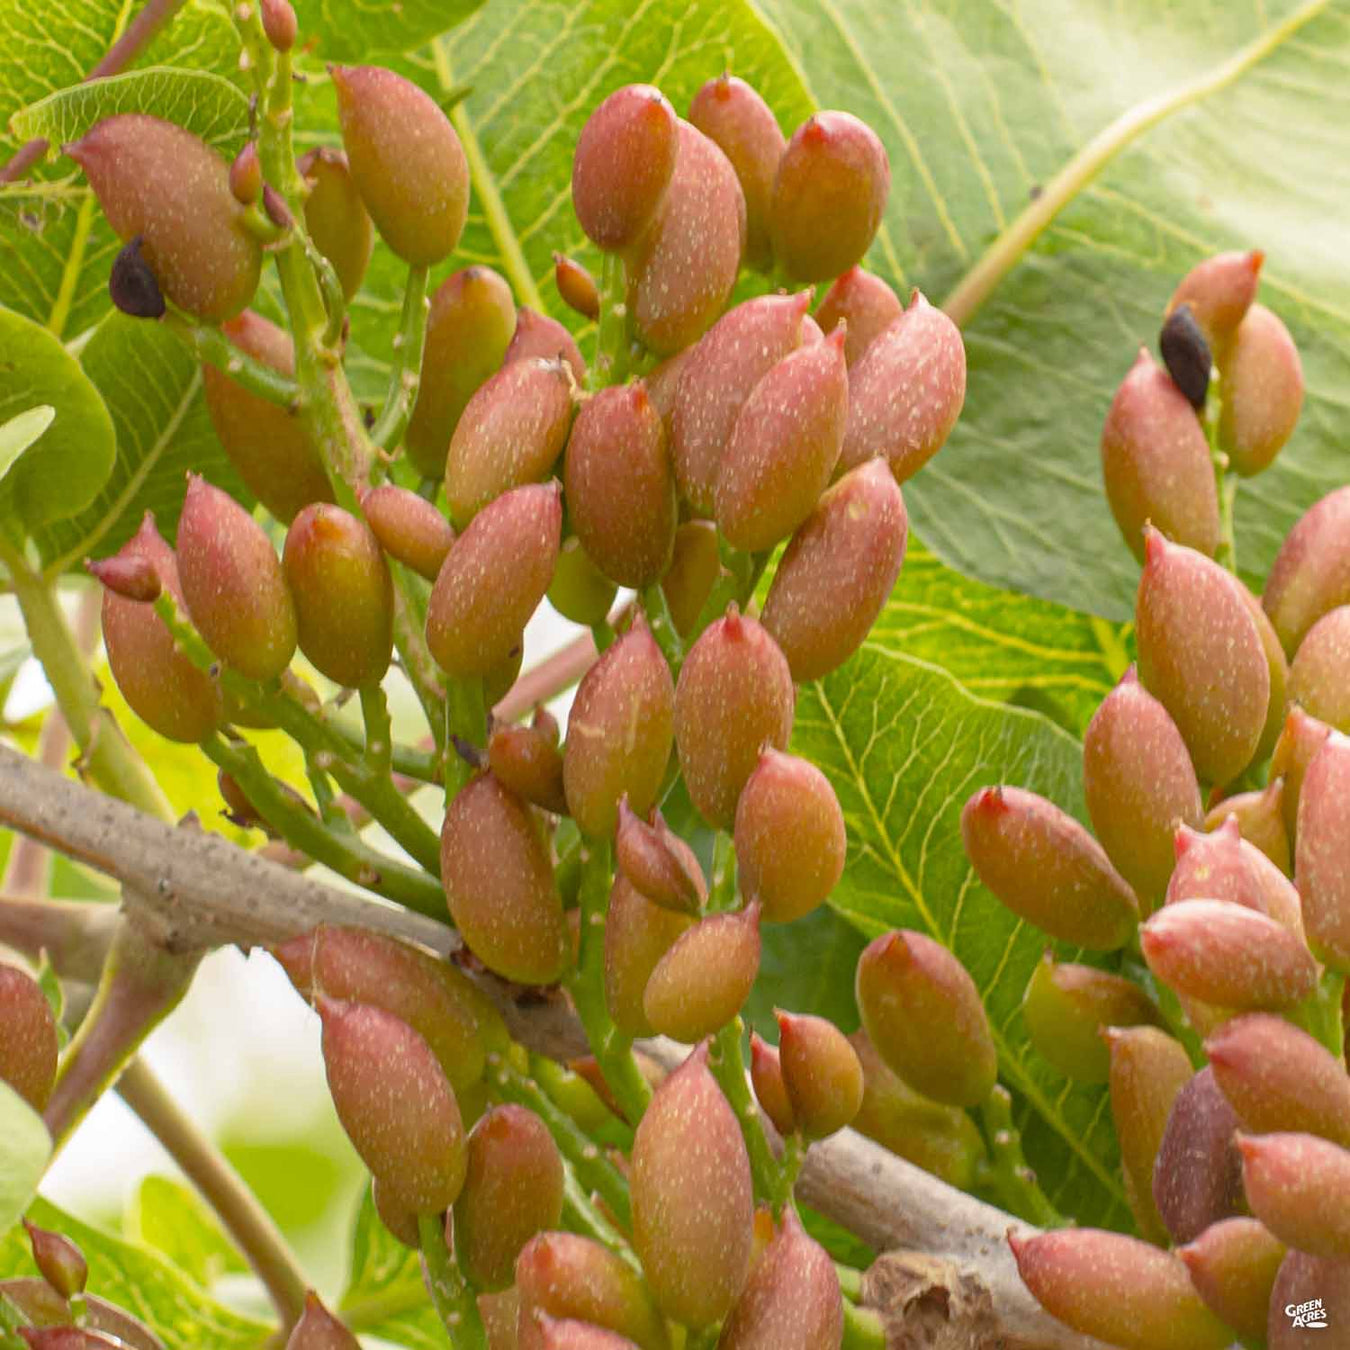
[642,905,761,1043]
[816,266,904,365]
[0,965,59,1112]
[1263,485,1350,657]
[1296,732,1350,969]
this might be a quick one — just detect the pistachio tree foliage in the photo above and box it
[0,0,1348,1347]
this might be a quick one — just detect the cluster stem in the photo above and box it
[417,1213,487,1350]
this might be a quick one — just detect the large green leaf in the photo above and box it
[9,68,251,153]
[32,311,250,574]
[0,1083,49,1234]
[0,305,115,532]
[292,0,485,60]
[794,646,1129,1229]
[755,0,1350,618]
[124,1176,248,1291]
[0,407,55,489]
[0,1197,271,1349]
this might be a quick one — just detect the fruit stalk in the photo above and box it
[709,1019,788,1208]
[980,1085,1063,1228]
[1202,376,1239,573]
[416,1213,487,1350]
[592,251,631,390]
[370,265,431,453]
[159,308,302,405]
[638,584,684,673]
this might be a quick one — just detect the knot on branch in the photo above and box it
[863,1250,1000,1349]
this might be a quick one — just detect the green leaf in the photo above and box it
[794,646,1129,1229]
[0,306,115,532]
[125,1176,248,1291]
[32,310,251,574]
[0,1083,50,1234]
[755,0,1349,618]
[0,1197,271,1349]
[32,954,67,1050]
[340,1186,441,1348]
[292,0,485,60]
[0,407,55,489]
[9,69,251,155]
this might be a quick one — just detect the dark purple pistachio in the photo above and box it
[108,236,165,319]
[1098,349,1220,561]
[1152,1067,1245,1245]
[331,65,468,266]
[816,267,904,366]
[686,75,784,272]
[359,484,454,582]
[1158,303,1210,409]
[642,905,761,1044]
[505,308,587,386]
[1263,485,1350,657]
[297,148,374,302]
[1219,303,1304,477]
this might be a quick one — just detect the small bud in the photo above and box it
[331,65,468,266]
[839,294,966,484]
[229,141,262,206]
[1168,816,1304,938]
[535,1316,639,1350]
[686,75,783,273]
[285,1291,359,1349]
[1082,667,1202,910]
[441,774,570,985]
[1152,1067,1245,1244]
[849,1029,987,1190]
[1177,1218,1284,1346]
[1106,1026,1195,1245]
[748,1034,795,1137]
[1165,250,1262,357]
[427,483,562,679]
[514,1232,669,1350]
[776,1009,863,1140]
[101,513,224,742]
[816,267,904,366]
[761,458,908,682]
[1262,484,1350,657]
[717,1208,842,1350]
[615,798,705,915]
[1296,732,1350,969]
[108,235,165,318]
[572,85,679,252]
[203,311,334,523]
[23,1222,86,1300]
[1140,899,1317,1010]
[564,383,676,588]
[1206,1013,1350,1147]
[553,253,599,320]
[260,0,298,51]
[406,267,518,480]
[453,1105,565,1291]
[1008,1229,1233,1350]
[297,148,373,301]
[563,615,674,837]
[604,876,692,1038]
[1289,605,1350,734]
[1136,527,1269,784]
[1272,705,1334,843]
[631,1043,753,1328]
[1219,303,1304,477]
[177,474,296,681]
[960,786,1138,950]
[771,111,889,282]
[444,360,573,528]
[659,520,720,639]
[261,183,292,231]
[674,607,794,829]
[504,308,587,386]
[547,537,618,627]
[359,484,454,582]
[715,328,849,552]
[318,998,466,1213]
[1022,953,1161,1084]
[371,1177,421,1248]
[489,721,568,816]
[1098,349,1220,562]
[1238,1132,1350,1258]
[1269,1250,1350,1350]
[628,120,746,355]
[642,905,761,1044]
[671,292,814,515]
[855,930,997,1108]
[67,114,261,320]
[1158,303,1210,409]
[271,925,496,1092]
[86,552,160,603]
[283,504,392,688]
[1206,779,1291,874]
[734,749,845,924]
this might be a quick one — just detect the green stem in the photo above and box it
[387,561,449,758]
[201,733,444,916]
[116,1056,308,1329]
[359,684,393,777]
[565,839,653,1125]
[328,721,440,783]
[708,833,737,912]
[417,1213,487,1350]
[560,1164,633,1260]
[160,310,301,406]
[1,553,171,821]
[690,542,772,642]
[639,583,683,675]
[979,1085,1064,1228]
[709,1020,785,1207]
[445,677,487,796]
[491,1059,633,1230]
[835,1263,864,1304]
[370,264,430,453]
[1291,969,1345,1060]
[1202,375,1238,575]
[591,251,630,390]
[841,1301,886,1350]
